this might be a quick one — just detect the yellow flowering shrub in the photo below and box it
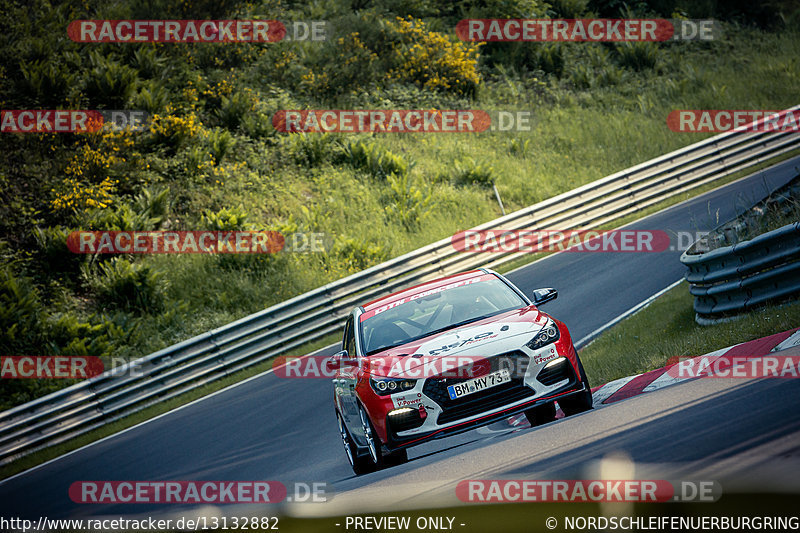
[201,78,234,99]
[50,130,133,212]
[386,17,482,97]
[51,176,117,211]
[149,107,205,147]
[307,16,482,98]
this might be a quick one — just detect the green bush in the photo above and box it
[201,205,250,230]
[131,82,171,114]
[299,15,482,98]
[84,186,170,231]
[131,47,170,80]
[450,157,496,188]
[33,226,84,279]
[335,139,414,179]
[283,133,338,167]
[206,128,236,164]
[216,91,255,131]
[84,51,139,107]
[456,0,550,18]
[0,267,146,409]
[19,59,81,107]
[47,312,140,359]
[570,63,624,89]
[482,42,565,77]
[85,258,166,314]
[331,237,389,272]
[383,173,435,229]
[549,0,590,17]
[0,268,47,353]
[570,63,595,89]
[614,42,660,71]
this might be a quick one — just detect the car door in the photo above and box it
[337,315,361,427]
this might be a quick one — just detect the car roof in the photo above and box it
[360,269,490,312]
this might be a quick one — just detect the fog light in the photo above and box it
[544,357,567,369]
[387,406,426,434]
[537,357,572,386]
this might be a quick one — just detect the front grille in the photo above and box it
[423,351,536,425]
[536,358,574,386]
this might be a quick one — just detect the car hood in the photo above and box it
[364,305,549,378]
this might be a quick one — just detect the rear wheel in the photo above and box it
[559,356,593,416]
[524,402,557,426]
[338,411,375,475]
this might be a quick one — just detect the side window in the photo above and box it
[343,316,357,358]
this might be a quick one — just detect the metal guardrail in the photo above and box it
[1,107,800,466]
[681,222,800,320]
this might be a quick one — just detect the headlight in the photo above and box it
[370,377,417,396]
[526,319,560,350]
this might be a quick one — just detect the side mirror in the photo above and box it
[532,287,558,306]
[325,350,357,372]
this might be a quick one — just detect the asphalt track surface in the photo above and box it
[1,157,799,520]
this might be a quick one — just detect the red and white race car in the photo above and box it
[329,268,592,475]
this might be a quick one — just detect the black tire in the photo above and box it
[337,411,375,475]
[558,355,593,416]
[524,402,557,426]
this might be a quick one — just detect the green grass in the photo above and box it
[579,283,800,388]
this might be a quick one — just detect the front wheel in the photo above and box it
[358,404,383,468]
[356,405,409,472]
[558,356,593,416]
[338,411,375,475]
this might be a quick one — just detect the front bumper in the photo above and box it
[382,348,586,450]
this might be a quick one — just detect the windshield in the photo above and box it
[360,275,526,355]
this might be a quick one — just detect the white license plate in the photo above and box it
[447,369,511,400]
